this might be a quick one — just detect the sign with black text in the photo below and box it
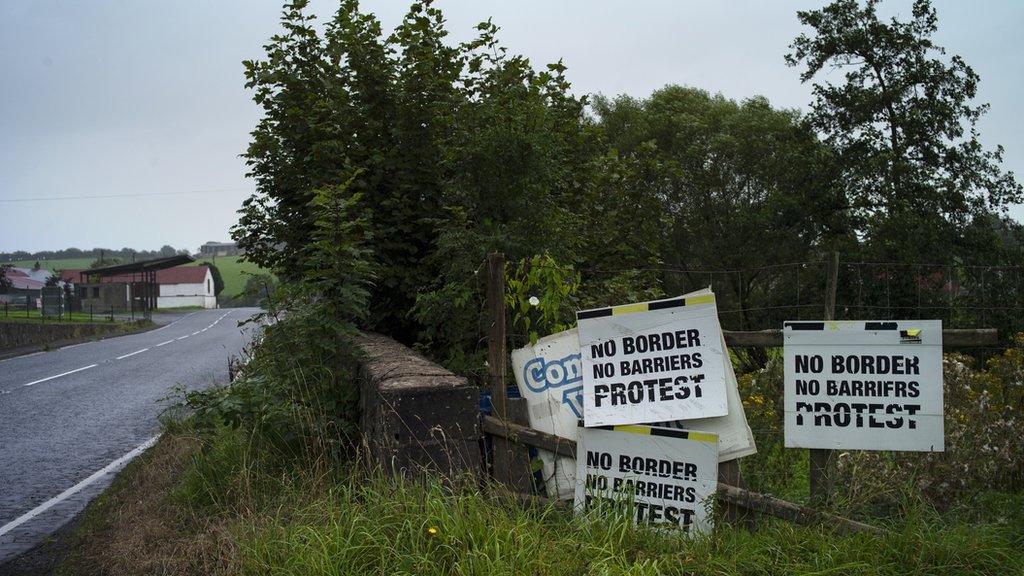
[577,294,729,427]
[784,320,944,452]
[574,424,718,534]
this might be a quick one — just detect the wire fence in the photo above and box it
[568,259,1024,353]
[1,299,119,323]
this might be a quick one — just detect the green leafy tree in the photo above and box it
[786,0,1021,263]
[593,86,851,329]
[235,0,603,375]
[234,0,338,278]
[0,264,11,294]
[299,172,376,324]
[241,273,278,309]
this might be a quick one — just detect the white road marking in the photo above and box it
[151,311,198,332]
[0,435,160,540]
[23,364,97,387]
[176,335,188,341]
[155,340,174,347]
[116,348,149,360]
[59,342,88,351]
[191,331,201,336]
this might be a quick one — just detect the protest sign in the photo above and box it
[784,320,944,452]
[511,328,584,500]
[574,424,718,534]
[577,294,728,427]
[512,320,755,499]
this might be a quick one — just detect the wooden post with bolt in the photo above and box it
[809,251,840,504]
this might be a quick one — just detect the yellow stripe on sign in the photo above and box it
[611,303,649,316]
[683,294,715,306]
[611,424,652,435]
[686,431,719,444]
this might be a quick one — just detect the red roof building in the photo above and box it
[68,266,216,310]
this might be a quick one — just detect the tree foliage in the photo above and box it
[0,264,11,294]
[233,0,1024,378]
[787,0,1021,263]
[233,0,601,371]
[593,86,852,329]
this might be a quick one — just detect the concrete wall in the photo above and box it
[358,333,481,478]
[0,321,125,350]
[76,283,130,313]
[159,278,212,298]
[157,295,216,309]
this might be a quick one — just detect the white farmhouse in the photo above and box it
[155,266,217,309]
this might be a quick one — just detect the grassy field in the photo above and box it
[9,258,94,271]
[10,256,271,300]
[188,256,270,299]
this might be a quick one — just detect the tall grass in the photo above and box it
[172,431,1021,576]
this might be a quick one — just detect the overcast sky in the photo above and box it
[1,0,1021,254]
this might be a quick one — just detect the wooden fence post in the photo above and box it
[487,253,507,422]
[809,251,840,504]
[487,253,533,491]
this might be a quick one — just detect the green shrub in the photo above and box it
[735,338,1024,514]
[836,342,1024,511]
[181,301,362,465]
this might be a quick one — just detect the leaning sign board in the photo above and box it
[574,424,718,534]
[577,294,728,427]
[784,320,944,452]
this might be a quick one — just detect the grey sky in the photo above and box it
[1,1,1021,254]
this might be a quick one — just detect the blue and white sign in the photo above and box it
[512,328,586,499]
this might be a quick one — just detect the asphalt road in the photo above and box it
[0,308,261,564]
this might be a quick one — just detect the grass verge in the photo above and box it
[59,424,1024,576]
[0,311,124,324]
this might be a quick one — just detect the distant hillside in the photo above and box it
[11,258,95,272]
[188,256,271,299]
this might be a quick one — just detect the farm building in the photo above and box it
[0,267,54,306]
[62,265,216,310]
[198,241,243,258]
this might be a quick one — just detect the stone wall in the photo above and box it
[0,321,126,350]
[357,333,481,478]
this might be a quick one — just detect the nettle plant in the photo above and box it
[505,253,580,346]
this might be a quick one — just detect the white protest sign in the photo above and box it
[513,290,755,500]
[574,424,717,534]
[577,294,728,427]
[784,320,944,452]
[511,328,584,500]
